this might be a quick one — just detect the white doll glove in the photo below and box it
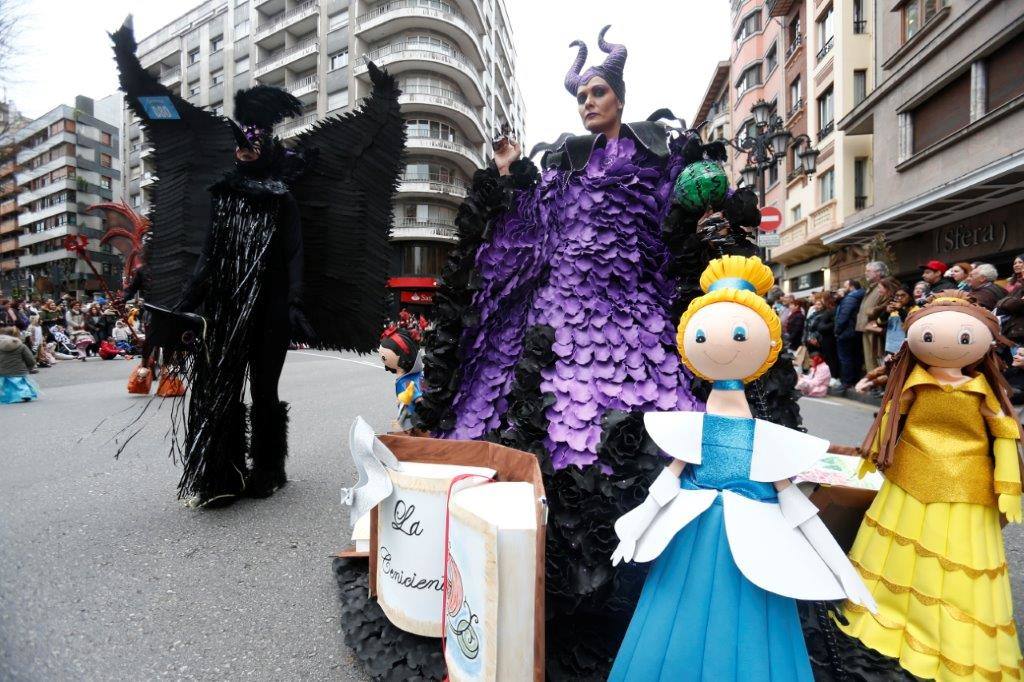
[611,468,679,566]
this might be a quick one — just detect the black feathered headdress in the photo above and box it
[230,85,302,148]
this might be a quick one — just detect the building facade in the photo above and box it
[729,0,787,227]
[825,0,1024,282]
[693,61,733,167]
[4,96,123,299]
[766,0,874,295]
[126,0,525,314]
[0,101,29,285]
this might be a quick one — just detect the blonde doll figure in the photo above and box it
[609,255,875,681]
[839,291,1024,680]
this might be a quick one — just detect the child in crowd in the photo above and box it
[0,326,39,404]
[796,351,832,398]
[98,337,124,360]
[112,319,134,354]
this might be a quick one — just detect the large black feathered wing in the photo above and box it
[111,18,236,308]
[289,62,405,353]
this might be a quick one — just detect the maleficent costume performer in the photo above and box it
[333,27,803,680]
[112,19,405,506]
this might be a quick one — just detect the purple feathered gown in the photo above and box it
[441,136,700,468]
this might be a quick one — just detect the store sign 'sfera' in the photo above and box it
[934,222,1007,256]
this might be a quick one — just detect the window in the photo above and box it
[817,87,834,139]
[188,48,200,64]
[734,10,762,43]
[329,9,349,31]
[329,50,349,71]
[100,153,112,168]
[234,20,250,39]
[903,0,945,42]
[211,35,224,53]
[211,69,225,85]
[100,176,112,190]
[911,70,970,152]
[736,63,762,96]
[402,160,462,185]
[212,102,224,116]
[767,159,779,186]
[402,203,456,223]
[132,194,141,208]
[789,76,802,114]
[791,204,802,221]
[235,55,250,73]
[853,0,867,33]
[788,16,801,53]
[816,5,835,61]
[853,70,867,105]
[985,30,1024,111]
[327,89,350,111]
[188,81,201,97]
[819,168,835,202]
[101,131,112,146]
[854,157,868,209]
[406,119,458,142]
[399,243,453,276]
[765,43,778,75]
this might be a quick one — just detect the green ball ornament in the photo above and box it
[673,161,729,213]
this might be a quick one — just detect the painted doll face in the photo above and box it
[906,309,992,368]
[379,345,401,375]
[682,301,773,381]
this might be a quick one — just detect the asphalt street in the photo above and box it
[1,355,1022,680]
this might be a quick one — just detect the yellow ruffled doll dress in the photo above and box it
[839,365,1024,680]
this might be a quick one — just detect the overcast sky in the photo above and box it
[6,0,730,146]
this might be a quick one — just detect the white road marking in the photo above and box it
[290,351,380,368]
[802,396,874,409]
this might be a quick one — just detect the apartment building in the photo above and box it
[126,0,525,314]
[1,101,30,288]
[693,61,733,167]
[7,96,122,299]
[729,0,787,228]
[766,0,874,295]
[825,0,1024,282]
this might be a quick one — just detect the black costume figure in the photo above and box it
[111,18,405,506]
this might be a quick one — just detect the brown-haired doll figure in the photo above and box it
[840,291,1024,680]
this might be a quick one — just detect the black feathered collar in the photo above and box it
[211,171,289,197]
[542,121,669,171]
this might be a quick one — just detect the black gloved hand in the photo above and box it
[288,297,316,340]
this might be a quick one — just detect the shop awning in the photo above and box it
[824,149,1024,246]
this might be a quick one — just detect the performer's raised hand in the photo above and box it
[493,134,521,176]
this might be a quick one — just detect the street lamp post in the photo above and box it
[728,99,820,208]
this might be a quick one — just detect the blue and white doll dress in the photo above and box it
[609,412,846,681]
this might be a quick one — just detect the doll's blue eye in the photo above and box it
[732,326,747,342]
[695,329,707,344]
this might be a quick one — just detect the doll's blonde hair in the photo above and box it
[676,255,782,383]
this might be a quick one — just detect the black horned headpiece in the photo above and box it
[564,25,627,102]
[229,85,302,151]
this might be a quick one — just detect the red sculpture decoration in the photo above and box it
[86,201,150,289]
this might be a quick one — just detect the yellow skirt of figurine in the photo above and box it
[839,480,1024,681]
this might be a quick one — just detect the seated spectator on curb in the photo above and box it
[967,263,1007,310]
[0,326,38,404]
[98,337,124,360]
[919,259,956,293]
[796,352,831,398]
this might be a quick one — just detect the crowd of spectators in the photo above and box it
[1,294,145,369]
[785,254,1024,404]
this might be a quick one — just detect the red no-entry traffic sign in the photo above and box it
[759,206,783,232]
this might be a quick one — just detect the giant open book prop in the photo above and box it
[367,434,548,682]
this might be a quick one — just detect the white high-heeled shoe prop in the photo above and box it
[340,416,403,527]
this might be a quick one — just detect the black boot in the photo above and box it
[246,400,289,498]
[184,401,248,508]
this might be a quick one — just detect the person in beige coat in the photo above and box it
[856,261,888,371]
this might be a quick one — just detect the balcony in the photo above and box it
[1,258,17,272]
[397,174,468,201]
[254,1,319,43]
[817,120,835,141]
[768,217,826,263]
[405,132,483,174]
[17,249,72,268]
[357,42,483,104]
[786,98,804,121]
[398,85,485,142]
[390,218,458,243]
[0,160,15,176]
[356,1,484,69]
[286,74,319,100]
[807,201,837,238]
[0,199,17,216]
[15,156,76,187]
[254,37,319,79]
[1,237,17,252]
[816,36,834,63]
[18,200,70,227]
[18,225,71,248]
[854,195,868,210]
[785,34,803,63]
[17,177,74,206]
[159,66,182,87]
[16,131,76,165]
[0,218,18,234]
[275,113,317,139]
[853,19,868,34]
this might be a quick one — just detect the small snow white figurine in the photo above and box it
[840,290,1024,680]
[379,327,423,431]
[609,255,876,681]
